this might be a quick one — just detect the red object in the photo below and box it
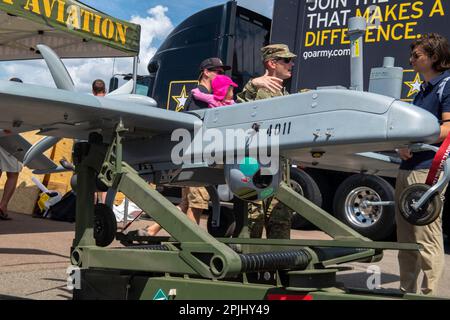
[122,210,144,232]
[426,134,450,186]
[267,294,313,300]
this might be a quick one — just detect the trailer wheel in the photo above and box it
[207,207,236,237]
[94,204,117,247]
[290,168,322,230]
[333,174,395,240]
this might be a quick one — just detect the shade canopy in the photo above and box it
[0,0,141,60]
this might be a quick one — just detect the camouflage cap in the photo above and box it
[261,44,297,62]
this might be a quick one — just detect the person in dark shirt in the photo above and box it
[185,58,230,111]
[185,57,285,111]
[396,33,450,296]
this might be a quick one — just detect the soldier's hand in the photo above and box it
[251,70,283,93]
[397,148,413,160]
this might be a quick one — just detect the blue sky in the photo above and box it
[84,0,227,21]
[0,0,274,91]
[81,0,272,22]
[82,0,273,54]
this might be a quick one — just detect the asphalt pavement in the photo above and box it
[1,211,449,300]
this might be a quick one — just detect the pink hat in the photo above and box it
[212,75,238,100]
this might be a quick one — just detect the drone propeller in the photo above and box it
[23,136,62,167]
[22,44,76,168]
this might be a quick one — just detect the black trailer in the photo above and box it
[134,0,450,240]
[270,0,450,239]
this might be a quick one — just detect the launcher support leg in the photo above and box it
[103,163,242,278]
[73,161,96,247]
[93,123,242,279]
[72,134,108,248]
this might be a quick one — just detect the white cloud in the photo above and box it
[131,5,174,72]
[2,60,52,87]
[0,5,174,93]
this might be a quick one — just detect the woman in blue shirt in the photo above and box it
[396,33,450,296]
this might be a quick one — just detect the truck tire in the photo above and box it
[303,168,336,214]
[333,174,395,240]
[290,167,323,230]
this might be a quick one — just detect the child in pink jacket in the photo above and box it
[191,75,238,108]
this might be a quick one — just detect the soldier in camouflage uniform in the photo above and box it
[237,44,297,239]
[237,44,295,102]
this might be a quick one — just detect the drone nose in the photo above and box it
[387,100,440,144]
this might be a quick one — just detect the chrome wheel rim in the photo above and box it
[344,187,382,228]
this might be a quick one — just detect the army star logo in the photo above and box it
[172,85,189,112]
[404,73,423,98]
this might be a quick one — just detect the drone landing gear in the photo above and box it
[399,184,442,226]
[94,204,117,247]
[398,143,450,226]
